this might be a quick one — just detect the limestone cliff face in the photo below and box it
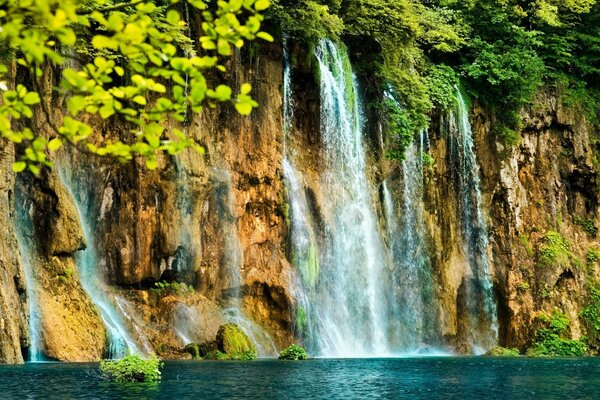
[0,39,599,363]
[472,91,599,350]
[0,140,28,364]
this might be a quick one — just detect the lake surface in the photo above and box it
[1,357,599,399]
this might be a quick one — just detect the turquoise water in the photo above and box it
[1,358,599,399]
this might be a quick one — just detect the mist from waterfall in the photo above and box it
[12,191,43,362]
[57,167,141,359]
[447,90,498,352]
[212,168,278,357]
[383,125,440,350]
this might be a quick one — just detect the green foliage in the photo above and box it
[529,311,587,357]
[0,0,273,173]
[575,216,598,238]
[537,230,571,268]
[278,344,308,360]
[424,64,458,111]
[581,287,600,351]
[377,96,414,161]
[204,350,229,360]
[150,281,194,296]
[587,248,600,265]
[99,354,162,382]
[268,0,343,41]
[486,346,520,357]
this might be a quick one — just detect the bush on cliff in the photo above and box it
[99,354,162,383]
[279,344,309,360]
[528,311,587,357]
[485,346,520,357]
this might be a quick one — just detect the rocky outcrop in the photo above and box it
[0,139,28,364]
[13,170,106,361]
[471,90,600,350]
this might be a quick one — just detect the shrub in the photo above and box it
[581,288,600,351]
[204,350,230,360]
[279,344,309,360]
[99,354,163,383]
[529,311,587,357]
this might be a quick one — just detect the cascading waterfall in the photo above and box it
[57,167,141,358]
[12,194,43,361]
[212,168,278,357]
[383,126,439,351]
[447,90,498,352]
[300,39,389,357]
[281,38,320,345]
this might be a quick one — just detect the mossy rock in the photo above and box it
[199,341,219,358]
[204,350,229,360]
[216,323,257,357]
[184,343,201,359]
[485,346,520,357]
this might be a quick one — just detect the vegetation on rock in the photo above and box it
[99,354,162,382]
[485,346,520,357]
[216,323,257,360]
[278,344,308,360]
[528,311,587,357]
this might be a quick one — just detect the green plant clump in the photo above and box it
[576,216,598,238]
[279,344,309,360]
[581,288,600,352]
[216,323,257,360]
[528,311,587,357]
[486,346,520,357]
[588,248,600,265]
[538,230,571,268]
[150,281,194,296]
[99,354,163,383]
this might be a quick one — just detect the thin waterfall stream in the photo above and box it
[57,167,141,358]
[447,90,498,352]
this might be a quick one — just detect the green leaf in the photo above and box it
[145,158,158,170]
[255,0,270,11]
[235,102,253,115]
[256,32,274,42]
[12,161,26,173]
[240,83,252,95]
[48,138,62,151]
[22,92,40,105]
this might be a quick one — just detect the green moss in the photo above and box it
[279,344,309,360]
[150,281,194,297]
[184,343,201,359]
[537,230,571,268]
[486,346,520,357]
[99,354,163,382]
[216,323,257,359]
[204,350,229,360]
[587,248,600,265]
[519,234,534,257]
[294,306,308,335]
[293,241,319,288]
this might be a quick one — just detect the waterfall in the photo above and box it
[281,38,320,345]
[448,90,498,352]
[57,167,141,359]
[12,194,43,361]
[212,168,278,357]
[293,39,389,357]
[384,126,439,351]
